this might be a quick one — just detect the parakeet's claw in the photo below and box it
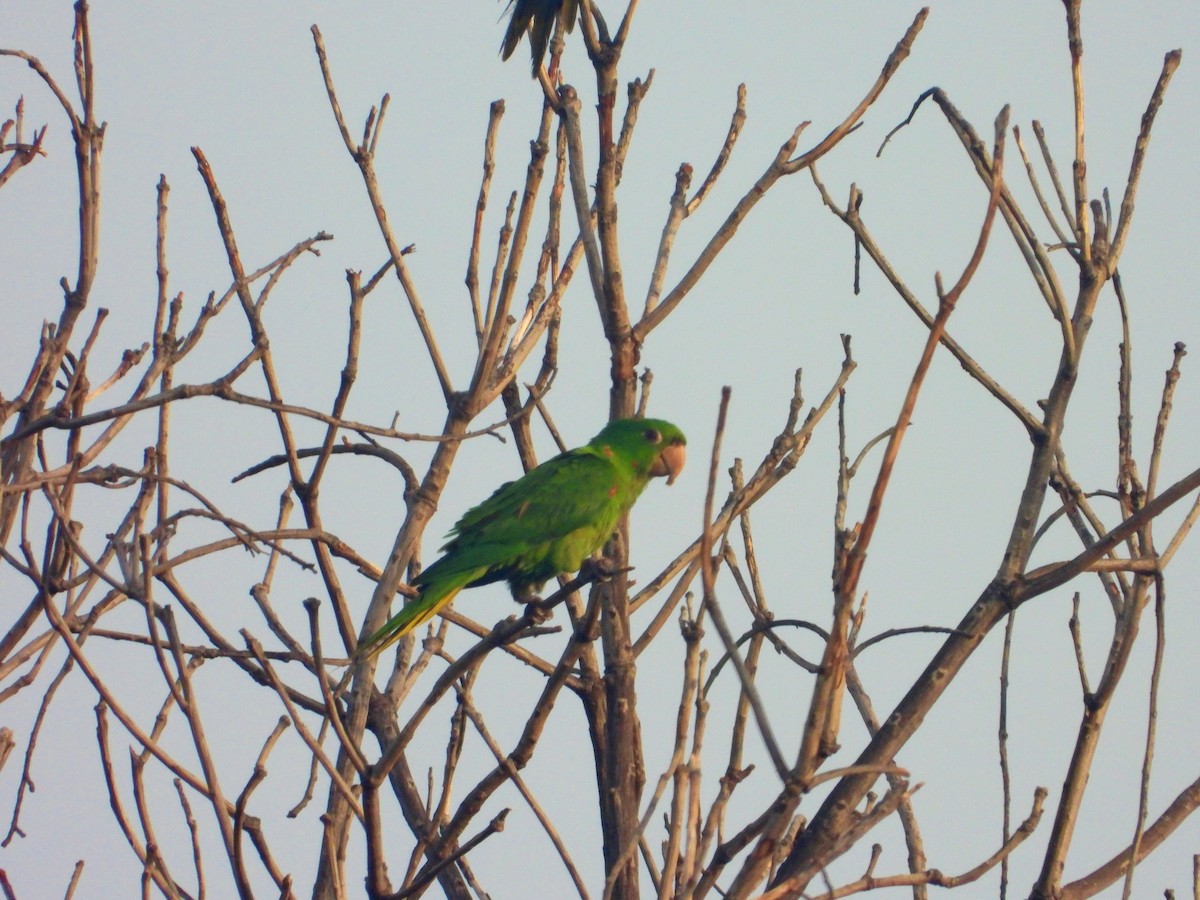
[524,600,554,626]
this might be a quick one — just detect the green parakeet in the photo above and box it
[500,0,579,75]
[358,418,686,657]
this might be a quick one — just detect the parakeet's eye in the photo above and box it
[643,428,662,444]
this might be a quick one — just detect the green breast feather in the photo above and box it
[357,418,686,658]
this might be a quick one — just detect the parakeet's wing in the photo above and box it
[438,446,623,556]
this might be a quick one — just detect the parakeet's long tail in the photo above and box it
[356,567,481,659]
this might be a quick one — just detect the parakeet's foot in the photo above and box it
[524,600,554,627]
[514,584,556,624]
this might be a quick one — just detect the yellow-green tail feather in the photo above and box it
[356,568,480,659]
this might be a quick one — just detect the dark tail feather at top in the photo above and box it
[500,0,533,63]
[526,11,554,75]
[500,0,579,76]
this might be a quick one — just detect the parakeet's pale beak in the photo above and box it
[650,441,687,485]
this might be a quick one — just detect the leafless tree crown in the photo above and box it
[1,2,1194,898]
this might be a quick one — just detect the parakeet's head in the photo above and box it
[590,418,687,485]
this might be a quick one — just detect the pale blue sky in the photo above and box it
[2,2,1199,896]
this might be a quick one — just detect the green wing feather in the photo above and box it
[441,447,627,580]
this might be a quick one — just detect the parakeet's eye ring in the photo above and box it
[643,428,662,444]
